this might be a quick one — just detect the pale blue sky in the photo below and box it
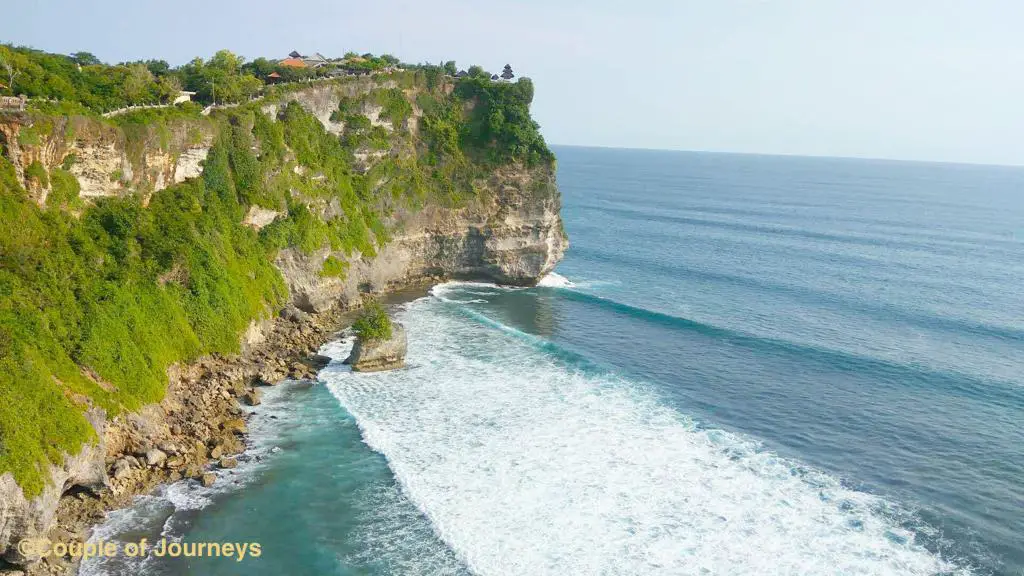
[4,0,1024,165]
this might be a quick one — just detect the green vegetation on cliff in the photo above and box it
[0,48,553,496]
[352,300,393,342]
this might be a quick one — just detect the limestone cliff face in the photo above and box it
[277,162,567,312]
[0,112,213,205]
[0,79,566,571]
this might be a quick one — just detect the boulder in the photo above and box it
[219,457,238,469]
[345,323,407,372]
[241,389,262,406]
[280,304,310,324]
[112,459,132,480]
[221,418,247,435]
[145,449,167,467]
[200,473,216,487]
[307,354,332,369]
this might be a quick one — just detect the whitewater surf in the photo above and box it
[320,286,962,576]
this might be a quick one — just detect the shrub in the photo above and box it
[319,255,348,278]
[47,168,81,209]
[353,300,392,342]
[25,161,48,188]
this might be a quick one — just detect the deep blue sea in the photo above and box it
[85,146,1024,576]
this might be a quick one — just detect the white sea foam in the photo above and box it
[537,271,575,288]
[321,294,966,576]
[430,281,509,303]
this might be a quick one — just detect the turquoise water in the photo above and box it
[86,147,1024,575]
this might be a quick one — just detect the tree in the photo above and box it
[243,57,276,79]
[208,49,245,75]
[123,63,155,103]
[155,75,182,103]
[467,65,487,78]
[144,59,170,77]
[501,64,514,80]
[443,60,457,76]
[70,51,101,66]
[0,50,19,94]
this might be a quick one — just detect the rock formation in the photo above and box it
[345,323,408,372]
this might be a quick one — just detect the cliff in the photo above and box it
[0,71,565,572]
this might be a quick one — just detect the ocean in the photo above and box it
[83,146,1024,576]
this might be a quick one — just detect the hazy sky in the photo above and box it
[4,0,1024,165]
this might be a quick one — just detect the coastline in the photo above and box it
[21,282,435,576]
[1,65,568,575]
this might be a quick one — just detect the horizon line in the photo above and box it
[547,143,1024,170]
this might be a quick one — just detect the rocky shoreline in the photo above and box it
[8,284,432,576]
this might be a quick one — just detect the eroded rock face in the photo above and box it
[345,324,408,372]
[277,164,567,312]
[0,410,106,566]
[0,114,213,205]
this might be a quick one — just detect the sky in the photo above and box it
[4,0,1024,166]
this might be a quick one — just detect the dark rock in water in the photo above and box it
[345,324,408,372]
[307,354,332,369]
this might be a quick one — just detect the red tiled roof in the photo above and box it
[268,72,282,78]
[279,58,307,68]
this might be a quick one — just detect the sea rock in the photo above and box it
[219,457,237,469]
[345,323,408,372]
[307,354,332,369]
[200,473,216,488]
